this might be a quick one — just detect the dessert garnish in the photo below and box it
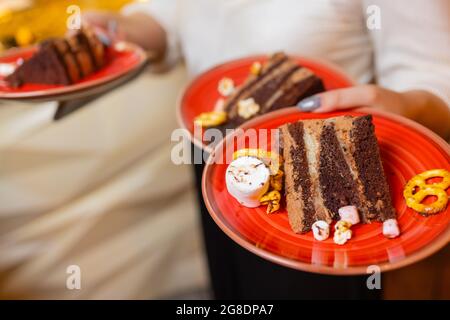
[225,156,270,208]
[333,220,353,245]
[269,170,284,191]
[338,206,360,225]
[312,220,330,241]
[227,149,284,213]
[403,169,449,216]
[237,98,260,119]
[250,61,262,75]
[260,190,281,214]
[218,77,235,97]
[382,219,400,239]
[194,111,227,127]
[232,148,283,175]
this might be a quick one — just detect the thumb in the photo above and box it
[297,85,380,113]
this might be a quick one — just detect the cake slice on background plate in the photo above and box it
[217,52,325,130]
[6,27,107,87]
[280,115,397,237]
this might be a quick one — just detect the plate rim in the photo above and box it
[176,54,356,154]
[0,41,148,99]
[202,106,450,275]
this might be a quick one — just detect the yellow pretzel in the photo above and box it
[405,187,448,215]
[403,169,449,216]
[194,111,227,127]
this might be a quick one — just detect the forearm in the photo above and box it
[83,11,167,59]
[400,90,450,140]
[120,12,167,58]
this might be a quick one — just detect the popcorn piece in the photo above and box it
[333,220,352,245]
[335,220,352,232]
[334,228,352,245]
[218,77,235,97]
[237,98,260,119]
[382,219,400,239]
[260,190,281,214]
[338,205,360,225]
[250,61,262,75]
[194,111,227,127]
[312,220,330,241]
[270,170,284,191]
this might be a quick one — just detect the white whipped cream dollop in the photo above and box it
[225,156,270,208]
[383,219,400,239]
[312,220,330,241]
[338,206,360,225]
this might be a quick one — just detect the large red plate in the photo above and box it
[177,55,354,152]
[0,41,147,101]
[202,107,450,275]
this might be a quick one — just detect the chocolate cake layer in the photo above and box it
[318,122,361,218]
[83,27,105,69]
[281,122,316,233]
[351,115,396,221]
[53,39,81,83]
[281,115,396,233]
[265,72,324,112]
[67,34,95,77]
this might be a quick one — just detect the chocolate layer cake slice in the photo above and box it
[223,52,325,128]
[280,115,396,233]
[6,28,106,87]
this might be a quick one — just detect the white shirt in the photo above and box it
[125,0,450,107]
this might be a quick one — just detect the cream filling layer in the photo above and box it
[302,120,333,223]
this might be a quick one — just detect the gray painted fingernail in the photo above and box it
[297,95,321,111]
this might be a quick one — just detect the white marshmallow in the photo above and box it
[383,219,400,239]
[338,206,360,225]
[226,156,270,208]
[312,220,330,241]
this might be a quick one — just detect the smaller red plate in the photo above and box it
[202,107,450,275]
[177,55,354,152]
[0,41,147,101]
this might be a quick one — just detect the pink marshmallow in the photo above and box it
[338,206,360,225]
[383,219,400,238]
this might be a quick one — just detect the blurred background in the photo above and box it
[0,0,448,300]
[0,0,131,50]
[0,0,209,300]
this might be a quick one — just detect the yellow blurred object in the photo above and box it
[15,26,34,46]
[194,111,228,127]
[0,0,134,50]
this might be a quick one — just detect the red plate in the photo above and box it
[0,41,147,101]
[177,55,354,152]
[202,107,450,275]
